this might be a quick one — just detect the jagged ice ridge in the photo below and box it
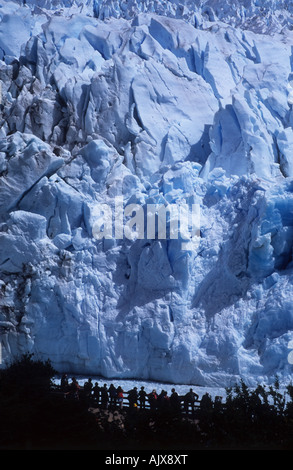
[0,0,293,386]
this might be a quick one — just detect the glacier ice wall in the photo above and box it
[1,0,293,386]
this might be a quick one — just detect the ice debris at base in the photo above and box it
[1,0,293,387]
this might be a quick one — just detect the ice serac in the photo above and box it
[1,0,293,387]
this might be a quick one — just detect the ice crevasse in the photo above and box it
[0,0,293,386]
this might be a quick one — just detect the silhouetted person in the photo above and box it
[109,384,117,409]
[117,386,124,409]
[170,388,181,414]
[127,387,138,408]
[157,390,169,411]
[139,386,147,409]
[93,382,100,404]
[84,378,93,398]
[101,384,109,409]
[148,389,158,411]
[60,373,68,393]
[184,388,199,413]
[70,377,80,400]
[200,393,213,413]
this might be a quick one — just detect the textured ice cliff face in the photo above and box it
[1,0,293,386]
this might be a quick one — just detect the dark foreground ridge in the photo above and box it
[1,354,293,450]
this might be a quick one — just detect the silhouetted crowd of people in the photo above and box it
[59,373,204,414]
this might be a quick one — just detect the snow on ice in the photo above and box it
[1,0,293,388]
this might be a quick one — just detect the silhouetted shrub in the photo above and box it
[0,353,56,401]
[0,354,99,449]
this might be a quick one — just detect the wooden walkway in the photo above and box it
[52,385,204,415]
